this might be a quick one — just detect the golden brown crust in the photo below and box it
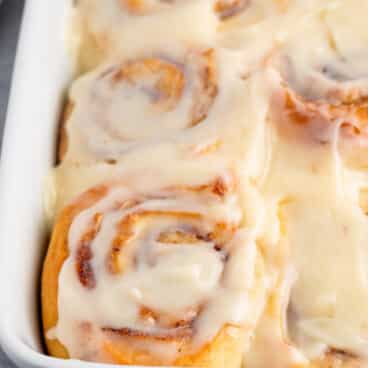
[41,182,247,367]
[42,185,108,358]
[101,325,244,367]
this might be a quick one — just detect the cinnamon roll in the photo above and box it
[42,172,266,366]
[241,194,368,368]
[76,0,219,70]
[280,198,368,368]
[59,48,219,164]
[43,1,368,367]
[76,0,301,70]
[269,12,368,168]
[272,55,368,144]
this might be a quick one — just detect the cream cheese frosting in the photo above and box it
[47,0,368,366]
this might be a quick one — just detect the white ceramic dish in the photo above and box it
[0,1,154,367]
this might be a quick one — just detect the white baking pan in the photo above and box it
[0,1,154,367]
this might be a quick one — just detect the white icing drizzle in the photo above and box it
[46,0,368,366]
[61,44,275,167]
[53,174,266,362]
[76,0,218,70]
[253,1,368,365]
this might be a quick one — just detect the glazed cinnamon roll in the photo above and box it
[273,55,368,144]
[42,172,266,366]
[76,0,298,71]
[76,0,219,70]
[59,48,219,164]
[240,194,368,368]
[269,13,368,168]
[280,198,368,368]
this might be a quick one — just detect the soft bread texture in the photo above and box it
[58,49,218,165]
[42,187,106,359]
[44,0,368,366]
[42,177,264,366]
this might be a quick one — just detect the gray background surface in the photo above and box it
[0,1,25,366]
[0,0,24,146]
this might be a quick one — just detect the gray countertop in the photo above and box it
[0,0,24,147]
[0,1,25,367]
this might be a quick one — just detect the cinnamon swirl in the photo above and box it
[59,48,219,164]
[269,10,368,168]
[76,0,218,70]
[75,0,308,70]
[42,172,266,366]
[42,1,368,367]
